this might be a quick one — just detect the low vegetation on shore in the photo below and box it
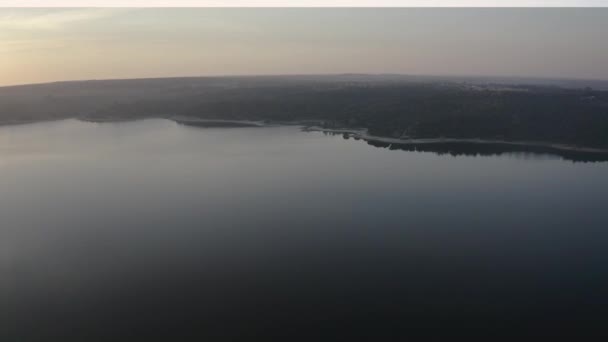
[1,75,607,151]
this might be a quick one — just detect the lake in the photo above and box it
[2,119,608,339]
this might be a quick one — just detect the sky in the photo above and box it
[2,1,608,6]
[0,8,607,86]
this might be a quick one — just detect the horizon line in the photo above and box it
[2,72,608,89]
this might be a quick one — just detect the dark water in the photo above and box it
[2,119,608,340]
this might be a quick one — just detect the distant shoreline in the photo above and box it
[2,116,608,156]
[302,126,608,155]
[172,118,608,155]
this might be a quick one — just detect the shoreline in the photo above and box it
[2,116,607,156]
[302,126,608,155]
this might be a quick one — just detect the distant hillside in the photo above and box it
[1,75,608,149]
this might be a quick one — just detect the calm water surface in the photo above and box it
[2,119,608,339]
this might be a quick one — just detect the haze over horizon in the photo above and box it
[1,8,608,86]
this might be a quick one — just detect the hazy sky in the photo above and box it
[3,1,608,6]
[1,8,607,86]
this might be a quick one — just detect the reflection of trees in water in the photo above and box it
[326,132,608,163]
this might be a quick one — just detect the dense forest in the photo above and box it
[1,75,608,149]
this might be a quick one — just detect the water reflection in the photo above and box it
[2,120,608,340]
